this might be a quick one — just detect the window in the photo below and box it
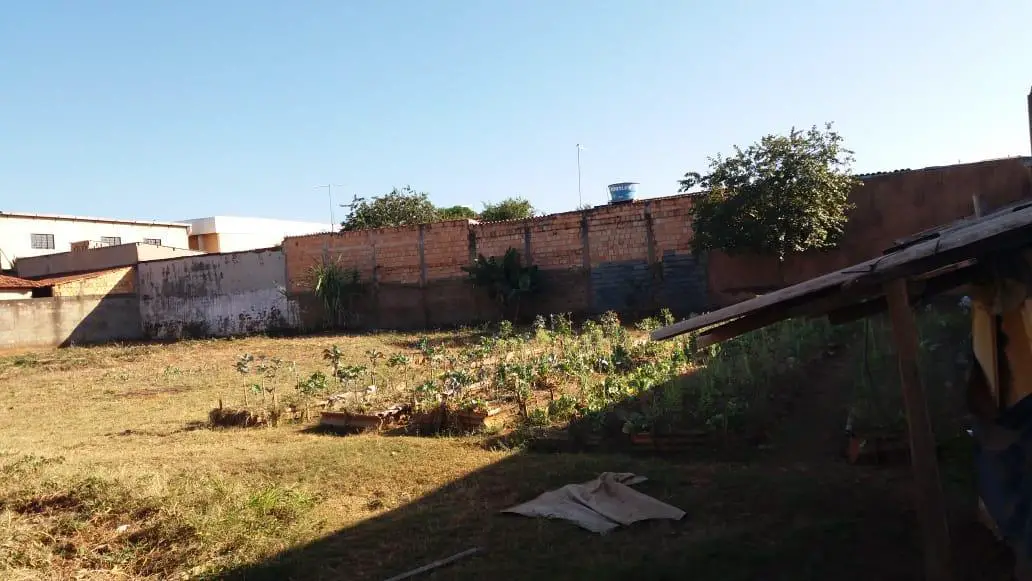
[100,236,122,245]
[30,233,55,249]
[143,238,161,246]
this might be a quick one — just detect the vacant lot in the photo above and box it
[0,312,1012,580]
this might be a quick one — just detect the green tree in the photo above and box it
[341,186,439,231]
[479,197,535,222]
[437,205,478,220]
[680,123,859,261]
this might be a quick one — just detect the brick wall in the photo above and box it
[284,196,706,328]
[49,267,136,297]
[707,157,1032,305]
[282,157,1032,329]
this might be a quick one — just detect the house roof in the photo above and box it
[0,211,188,229]
[0,274,40,290]
[651,198,1032,346]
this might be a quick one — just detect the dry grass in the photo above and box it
[0,330,514,579]
[0,323,1008,580]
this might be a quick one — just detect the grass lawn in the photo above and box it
[0,323,1012,580]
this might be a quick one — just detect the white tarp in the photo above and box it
[501,472,685,534]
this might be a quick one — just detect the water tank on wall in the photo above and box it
[607,182,638,204]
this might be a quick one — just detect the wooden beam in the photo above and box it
[696,287,872,347]
[826,263,979,326]
[884,278,953,581]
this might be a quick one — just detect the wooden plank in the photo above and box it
[884,278,953,581]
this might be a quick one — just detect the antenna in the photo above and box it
[315,184,344,231]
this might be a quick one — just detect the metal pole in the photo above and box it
[577,144,582,207]
[316,184,341,231]
[327,185,335,229]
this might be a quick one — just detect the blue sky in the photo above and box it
[1,1,1030,224]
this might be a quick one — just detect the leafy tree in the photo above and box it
[479,197,535,222]
[679,124,859,261]
[437,205,478,220]
[341,186,439,231]
[462,248,541,320]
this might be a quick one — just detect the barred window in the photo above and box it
[30,233,55,249]
[143,238,161,246]
[101,236,122,245]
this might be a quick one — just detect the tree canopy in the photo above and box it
[437,205,478,220]
[339,189,538,231]
[680,124,859,261]
[479,197,535,222]
[340,186,439,231]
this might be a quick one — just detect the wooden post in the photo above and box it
[884,278,953,581]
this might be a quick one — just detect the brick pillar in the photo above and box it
[418,224,429,327]
[580,211,593,312]
[644,201,661,310]
[523,226,533,265]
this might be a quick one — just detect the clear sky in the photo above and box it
[1,1,1030,225]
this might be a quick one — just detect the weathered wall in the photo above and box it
[0,296,142,348]
[137,248,299,339]
[48,267,136,297]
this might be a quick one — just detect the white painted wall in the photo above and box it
[0,214,190,270]
[0,290,32,301]
[182,216,328,253]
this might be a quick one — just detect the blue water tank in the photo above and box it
[608,182,638,204]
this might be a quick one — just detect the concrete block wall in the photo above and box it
[137,248,299,339]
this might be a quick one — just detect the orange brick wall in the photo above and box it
[708,157,1032,305]
[282,156,1032,328]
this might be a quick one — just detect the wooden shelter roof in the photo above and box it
[652,198,1032,346]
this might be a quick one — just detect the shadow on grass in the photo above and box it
[213,434,1009,581]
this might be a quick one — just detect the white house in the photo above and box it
[182,216,329,253]
[0,212,191,271]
